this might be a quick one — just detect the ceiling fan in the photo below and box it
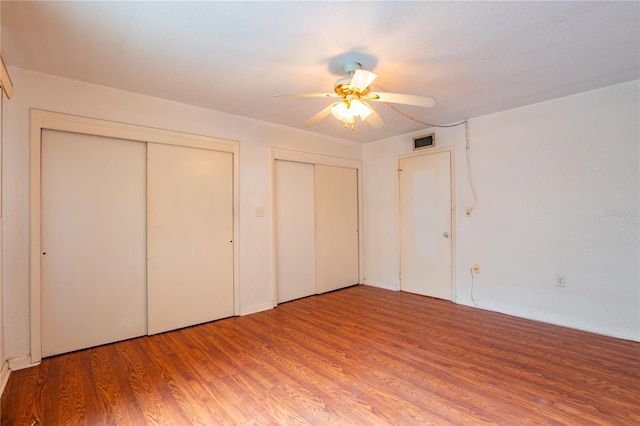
[274,61,436,130]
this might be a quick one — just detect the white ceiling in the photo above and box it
[2,1,639,143]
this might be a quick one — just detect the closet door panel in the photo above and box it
[315,165,359,293]
[41,130,147,357]
[147,143,234,335]
[274,160,316,303]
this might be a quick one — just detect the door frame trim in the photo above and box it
[270,148,364,306]
[30,109,240,363]
[396,146,456,300]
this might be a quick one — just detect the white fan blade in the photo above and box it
[363,106,385,129]
[274,93,338,99]
[304,104,336,127]
[367,92,436,108]
[349,69,378,93]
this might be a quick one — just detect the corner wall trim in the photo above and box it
[239,302,275,317]
[0,56,14,99]
[0,361,10,397]
[362,280,399,292]
[7,355,40,371]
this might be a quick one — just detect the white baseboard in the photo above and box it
[8,355,40,371]
[0,361,9,397]
[363,280,399,291]
[458,298,640,342]
[240,302,274,316]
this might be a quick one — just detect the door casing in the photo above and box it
[30,109,240,364]
[271,148,364,306]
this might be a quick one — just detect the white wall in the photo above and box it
[2,67,362,362]
[364,80,639,341]
[0,0,7,392]
[0,92,5,389]
[4,67,638,366]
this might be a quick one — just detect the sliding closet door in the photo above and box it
[274,160,316,303]
[314,165,359,293]
[41,130,147,357]
[147,143,234,335]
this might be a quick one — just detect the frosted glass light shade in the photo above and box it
[350,99,373,120]
[331,101,355,123]
[331,100,373,125]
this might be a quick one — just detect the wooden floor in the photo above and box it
[2,285,639,425]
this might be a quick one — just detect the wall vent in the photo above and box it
[413,133,435,151]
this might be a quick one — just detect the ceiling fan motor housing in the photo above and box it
[334,61,369,97]
[334,79,371,97]
[343,61,362,75]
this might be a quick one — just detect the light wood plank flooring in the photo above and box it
[2,285,639,425]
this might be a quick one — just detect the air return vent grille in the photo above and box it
[413,133,435,151]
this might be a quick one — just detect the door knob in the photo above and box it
[443,232,450,238]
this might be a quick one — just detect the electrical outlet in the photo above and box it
[473,264,481,274]
[555,274,566,287]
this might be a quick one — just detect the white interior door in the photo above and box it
[41,130,147,357]
[315,164,359,293]
[274,160,316,303]
[147,143,234,335]
[399,151,453,300]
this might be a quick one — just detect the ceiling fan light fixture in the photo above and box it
[331,99,373,129]
[330,101,355,124]
[350,99,373,120]
[276,61,433,131]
